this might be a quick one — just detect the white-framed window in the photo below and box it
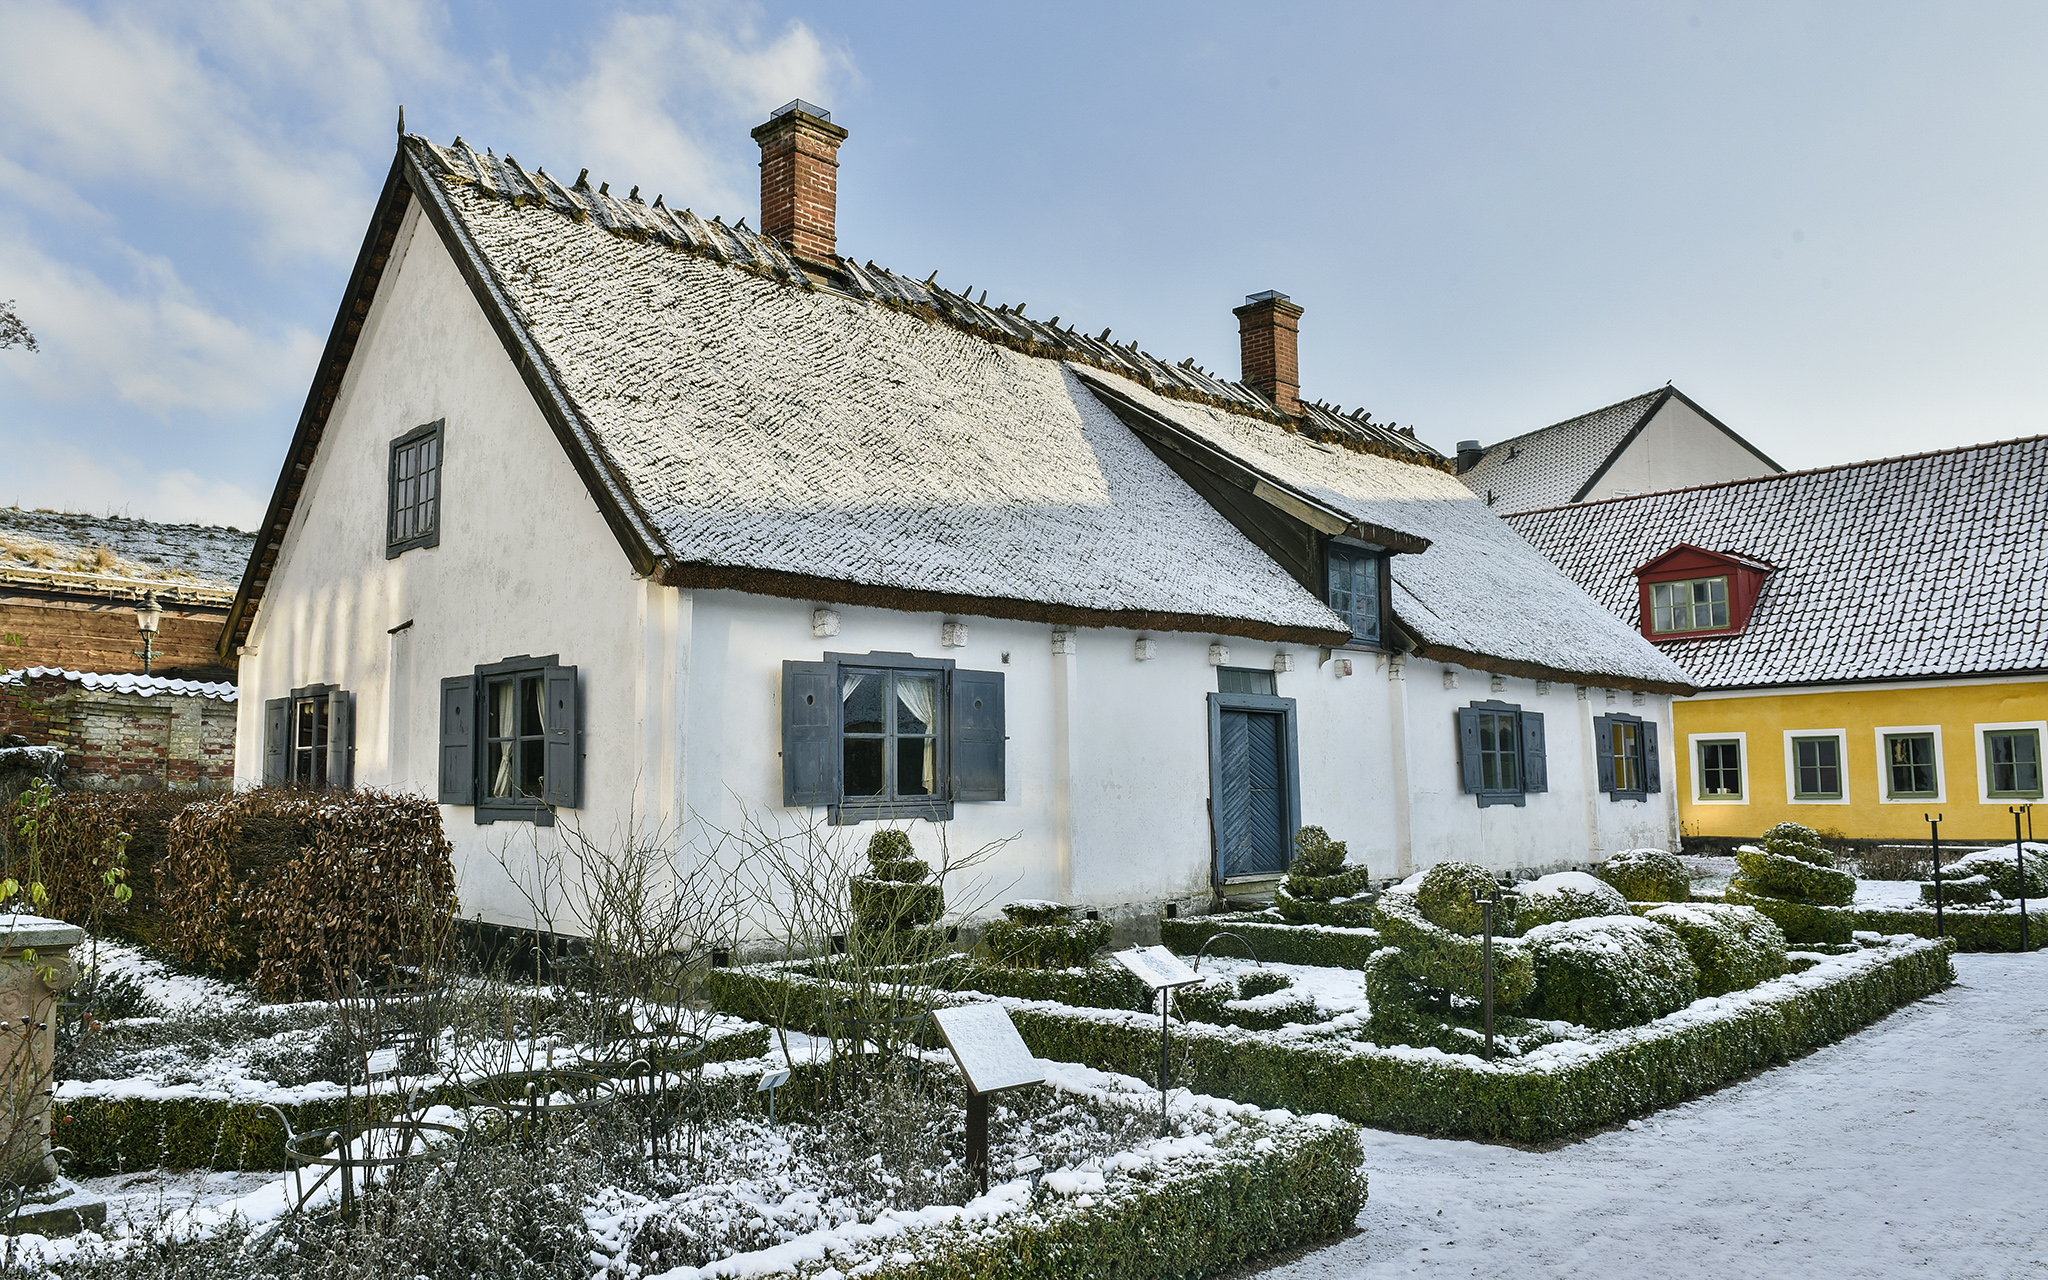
[1689,731,1748,804]
[1874,724,1944,804]
[1782,728,1850,805]
[1650,576,1730,634]
[1974,720,2046,804]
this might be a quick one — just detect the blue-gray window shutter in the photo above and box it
[1456,707,1483,794]
[327,690,353,790]
[263,697,288,786]
[1594,714,1617,793]
[1521,711,1547,793]
[1644,721,1662,793]
[783,660,836,807]
[438,675,476,805]
[950,668,1005,802]
[543,665,579,808]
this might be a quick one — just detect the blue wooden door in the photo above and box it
[1217,708,1289,878]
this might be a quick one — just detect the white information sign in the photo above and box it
[931,1004,1046,1096]
[1112,945,1201,991]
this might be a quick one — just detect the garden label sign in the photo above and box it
[1112,946,1204,1133]
[931,1003,1044,1191]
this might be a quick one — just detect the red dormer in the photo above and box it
[1633,544,1771,642]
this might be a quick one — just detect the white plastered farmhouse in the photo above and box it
[223,106,1692,932]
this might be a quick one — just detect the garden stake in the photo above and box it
[1926,813,1944,938]
[2014,807,2031,952]
[1159,985,1172,1134]
[1471,884,1496,1061]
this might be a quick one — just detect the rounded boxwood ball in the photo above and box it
[1414,861,1506,937]
[1644,902,1788,995]
[1513,871,1631,931]
[1525,915,1700,1029]
[1595,848,1690,903]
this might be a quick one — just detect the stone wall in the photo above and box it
[0,671,234,790]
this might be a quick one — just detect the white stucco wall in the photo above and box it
[238,210,1679,935]
[1584,397,1777,500]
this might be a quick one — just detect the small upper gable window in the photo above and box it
[1650,576,1730,634]
[1327,543,1383,645]
[388,419,444,557]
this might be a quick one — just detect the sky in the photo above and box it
[0,1,2042,529]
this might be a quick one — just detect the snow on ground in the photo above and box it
[1261,952,2046,1279]
[83,938,246,1013]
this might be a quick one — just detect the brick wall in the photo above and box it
[0,671,234,789]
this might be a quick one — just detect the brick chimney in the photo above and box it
[751,99,848,263]
[1234,290,1304,416]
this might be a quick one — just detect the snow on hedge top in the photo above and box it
[1093,374,1694,687]
[436,180,1346,637]
[1507,435,2048,687]
[1,666,237,701]
[0,506,252,597]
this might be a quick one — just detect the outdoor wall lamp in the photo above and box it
[134,591,163,676]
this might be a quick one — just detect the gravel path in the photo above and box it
[1265,952,2047,1279]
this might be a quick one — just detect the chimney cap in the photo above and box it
[1457,440,1482,452]
[769,99,832,123]
[1243,289,1291,305]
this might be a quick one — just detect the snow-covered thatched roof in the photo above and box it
[1508,436,2048,688]
[0,508,251,602]
[225,133,1694,688]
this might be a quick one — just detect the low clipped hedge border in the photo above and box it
[1695,891,2045,952]
[1160,913,1383,970]
[55,1025,771,1174]
[856,1115,1363,1280]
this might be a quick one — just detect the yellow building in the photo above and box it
[1507,436,2048,845]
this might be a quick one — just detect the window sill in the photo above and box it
[1604,790,1649,803]
[475,802,557,826]
[1474,791,1526,809]
[385,533,441,560]
[829,799,955,826]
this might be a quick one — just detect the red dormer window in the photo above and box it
[1633,545,1770,642]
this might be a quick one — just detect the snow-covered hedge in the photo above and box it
[1159,912,1384,970]
[1927,843,2048,900]
[1522,915,1699,1029]
[1512,871,1632,931]
[1697,890,2044,952]
[1643,903,1788,996]
[1731,846,1858,907]
[1595,848,1691,904]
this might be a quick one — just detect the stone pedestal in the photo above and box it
[0,915,104,1235]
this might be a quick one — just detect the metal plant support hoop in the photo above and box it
[263,1104,467,1221]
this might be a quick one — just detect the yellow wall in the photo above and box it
[1675,677,2047,842]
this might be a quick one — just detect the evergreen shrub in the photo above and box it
[849,830,944,961]
[1643,902,1788,995]
[1413,861,1511,936]
[980,901,1111,969]
[1731,846,1857,906]
[1158,914,1382,970]
[1932,844,2048,899]
[1595,848,1691,903]
[1523,915,1699,1030]
[1511,871,1630,931]
[1922,875,1997,905]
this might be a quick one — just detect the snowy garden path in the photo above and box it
[1267,952,2047,1279]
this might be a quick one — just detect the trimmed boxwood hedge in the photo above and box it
[1159,913,1383,970]
[1703,889,2045,952]
[859,1115,1364,1280]
[54,1024,771,1174]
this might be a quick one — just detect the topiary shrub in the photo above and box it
[1367,888,1535,1040]
[1288,826,1346,878]
[1920,875,1998,905]
[1760,822,1836,866]
[1413,861,1512,937]
[1595,848,1690,904]
[1524,915,1700,1030]
[1278,827,1373,923]
[1931,844,2048,899]
[1511,872,1630,931]
[979,901,1111,969]
[1643,902,1788,996]
[849,830,944,962]
[1730,845,1856,906]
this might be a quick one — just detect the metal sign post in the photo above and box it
[756,1068,791,1125]
[2013,807,2031,953]
[931,1004,1046,1193]
[1112,946,1204,1134]
[1926,813,1944,938]
[1471,884,1497,1061]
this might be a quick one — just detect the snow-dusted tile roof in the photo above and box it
[1460,390,1666,514]
[1506,436,2048,688]
[0,507,252,600]
[1091,376,1694,690]
[1,666,238,702]
[440,182,1348,639]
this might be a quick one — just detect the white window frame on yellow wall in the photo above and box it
[1874,724,1945,804]
[1783,728,1851,805]
[1974,719,2046,805]
[1688,731,1748,805]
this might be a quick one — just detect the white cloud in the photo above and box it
[0,439,266,529]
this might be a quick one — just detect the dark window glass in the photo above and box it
[389,423,443,552]
[486,674,547,799]
[1699,739,1742,798]
[1986,729,2042,799]
[1611,721,1643,793]
[1478,711,1519,792]
[1327,546,1381,643]
[841,668,939,804]
[291,697,329,786]
[1218,667,1277,696]
[1885,733,1938,798]
[1793,736,1842,799]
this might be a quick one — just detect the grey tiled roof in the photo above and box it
[1460,390,1665,514]
[1505,436,2048,688]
